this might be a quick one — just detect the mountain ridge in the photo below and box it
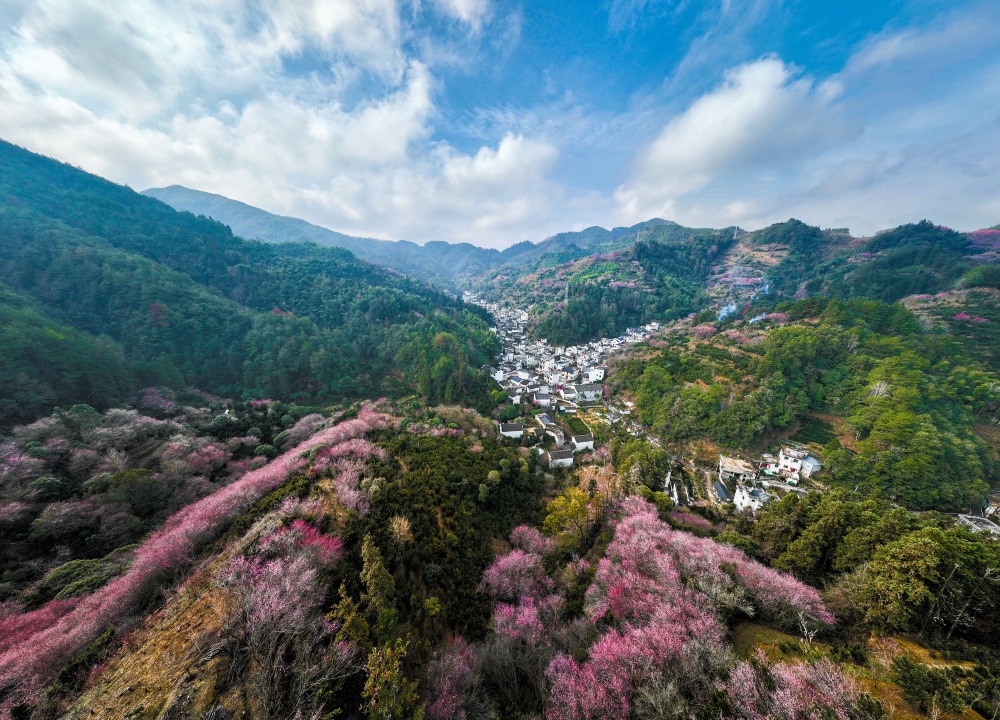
[142,184,678,287]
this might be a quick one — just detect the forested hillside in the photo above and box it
[613,297,998,510]
[468,216,999,347]
[0,141,498,427]
[2,399,998,720]
[473,223,735,344]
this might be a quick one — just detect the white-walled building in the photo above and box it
[544,449,575,469]
[800,456,823,477]
[734,485,774,513]
[498,423,524,439]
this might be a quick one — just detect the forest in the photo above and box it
[2,398,998,719]
[0,140,499,428]
[476,224,736,346]
[613,297,998,510]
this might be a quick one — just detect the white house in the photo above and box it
[534,392,551,408]
[800,455,822,477]
[576,384,602,402]
[571,434,594,452]
[734,485,774,513]
[544,449,574,469]
[498,423,524,439]
[584,367,606,383]
[778,446,807,476]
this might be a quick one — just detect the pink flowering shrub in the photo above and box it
[162,437,230,475]
[260,520,344,568]
[330,458,369,515]
[0,599,81,655]
[278,497,327,522]
[85,409,181,450]
[0,442,45,485]
[218,554,319,635]
[509,525,556,556]
[953,312,971,320]
[313,437,387,466]
[480,549,554,603]
[136,387,176,414]
[668,510,715,532]
[692,325,717,340]
[725,655,857,720]
[426,638,482,720]
[281,413,328,448]
[0,411,388,707]
[540,497,834,720]
[493,592,564,646]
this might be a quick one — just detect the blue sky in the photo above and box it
[0,0,997,247]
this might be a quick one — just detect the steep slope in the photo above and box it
[0,140,498,422]
[498,217,999,346]
[0,284,156,427]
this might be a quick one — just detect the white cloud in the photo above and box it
[0,0,583,248]
[281,133,572,247]
[430,0,490,31]
[615,57,849,221]
[614,1,1000,236]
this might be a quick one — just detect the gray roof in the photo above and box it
[499,423,523,432]
[572,434,594,442]
[713,481,732,501]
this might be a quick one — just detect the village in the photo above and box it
[465,292,1000,534]
[465,292,825,515]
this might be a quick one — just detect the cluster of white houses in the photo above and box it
[466,293,656,413]
[497,413,595,469]
[718,444,823,513]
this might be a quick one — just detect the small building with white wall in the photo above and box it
[498,423,524,439]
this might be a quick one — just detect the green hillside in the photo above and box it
[0,140,498,425]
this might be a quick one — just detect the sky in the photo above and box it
[0,0,998,248]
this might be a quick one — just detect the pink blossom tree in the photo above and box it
[0,411,388,709]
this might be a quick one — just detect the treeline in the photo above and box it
[758,219,981,303]
[614,298,997,509]
[0,140,498,425]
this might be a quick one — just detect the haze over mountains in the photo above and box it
[143,184,681,287]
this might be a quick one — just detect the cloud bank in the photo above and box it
[0,0,996,246]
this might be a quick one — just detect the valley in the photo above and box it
[0,140,999,720]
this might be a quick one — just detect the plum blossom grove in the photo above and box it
[431,497,854,720]
[216,509,359,715]
[0,409,388,715]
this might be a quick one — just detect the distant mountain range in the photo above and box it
[142,185,679,287]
